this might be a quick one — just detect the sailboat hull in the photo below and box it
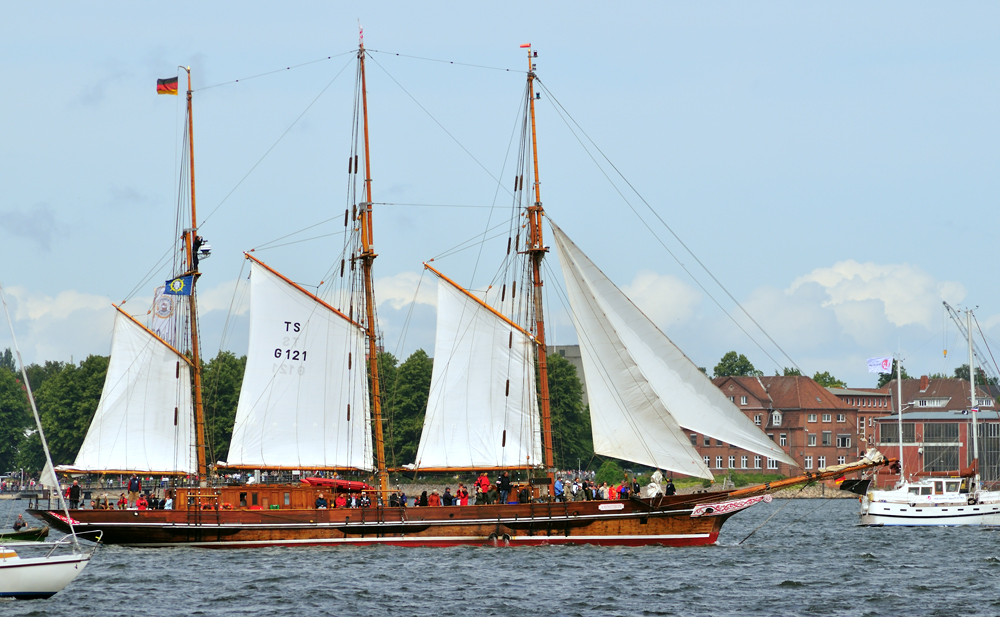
[28,494,759,548]
[860,498,1000,526]
[0,551,91,599]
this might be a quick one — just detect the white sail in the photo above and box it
[67,309,196,474]
[550,221,797,479]
[226,259,372,470]
[416,270,542,469]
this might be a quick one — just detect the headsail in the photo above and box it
[415,266,543,469]
[225,257,372,470]
[550,221,797,479]
[65,308,196,474]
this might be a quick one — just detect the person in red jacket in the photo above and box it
[475,472,491,495]
[427,490,442,506]
[334,493,347,508]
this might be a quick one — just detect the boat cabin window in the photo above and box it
[239,492,248,507]
[908,487,919,495]
[933,482,943,495]
[920,486,932,495]
[252,492,259,506]
[945,481,960,493]
[284,492,291,506]
[960,479,969,493]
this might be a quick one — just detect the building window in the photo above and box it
[690,434,697,446]
[804,456,813,470]
[767,458,778,470]
[729,396,735,402]
[808,413,817,423]
[808,434,817,446]
[822,431,832,446]
[729,456,735,469]
[717,439,725,446]
[779,434,787,446]
[741,456,748,469]
[716,456,723,469]
[754,456,761,469]
[703,456,710,467]
[838,456,846,465]
[818,456,826,469]
[704,435,711,446]
[880,423,916,444]
[836,434,851,448]
[768,433,774,441]
[837,414,846,423]
[822,413,832,422]
[772,411,782,426]
[754,415,762,426]
[740,396,747,405]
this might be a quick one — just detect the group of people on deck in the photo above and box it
[311,470,680,510]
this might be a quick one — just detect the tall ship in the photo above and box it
[32,42,889,547]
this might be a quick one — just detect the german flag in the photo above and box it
[157,77,179,95]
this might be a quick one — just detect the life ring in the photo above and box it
[969,497,977,505]
[221,503,233,510]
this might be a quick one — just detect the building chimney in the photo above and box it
[920,375,929,392]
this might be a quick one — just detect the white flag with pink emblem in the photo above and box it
[867,356,893,374]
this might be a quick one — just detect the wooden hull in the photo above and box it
[28,494,763,549]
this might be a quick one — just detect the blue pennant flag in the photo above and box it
[163,275,194,296]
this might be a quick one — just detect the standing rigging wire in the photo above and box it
[533,78,801,376]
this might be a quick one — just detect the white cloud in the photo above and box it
[7,286,110,322]
[375,271,437,310]
[197,278,250,316]
[621,270,701,326]
[791,260,965,331]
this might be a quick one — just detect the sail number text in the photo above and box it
[274,349,307,361]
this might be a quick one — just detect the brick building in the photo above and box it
[872,376,1000,488]
[693,376,859,477]
[827,387,892,455]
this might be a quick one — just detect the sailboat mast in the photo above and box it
[524,46,556,479]
[896,356,903,483]
[357,42,389,498]
[968,310,981,487]
[183,67,208,485]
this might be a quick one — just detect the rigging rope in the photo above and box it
[197,51,356,91]
[369,49,525,74]
[535,78,802,376]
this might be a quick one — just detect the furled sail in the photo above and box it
[226,257,372,470]
[415,266,543,469]
[65,308,196,474]
[550,221,797,480]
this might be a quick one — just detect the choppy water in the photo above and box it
[2,497,998,616]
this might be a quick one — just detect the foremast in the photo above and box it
[523,45,556,481]
[968,310,982,491]
[181,67,208,485]
[357,41,389,499]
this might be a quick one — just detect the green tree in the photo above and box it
[33,355,109,465]
[595,459,625,486]
[876,360,910,388]
[0,369,30,472]
[547,354,593,470]
[812,371,846,388]
[384,350,433,466]
[202,351,247,463]
[953,364,996,386]
[0,348,16,373]
[24,360,67,394]
[781,367,802,376]
[714,351,762,378]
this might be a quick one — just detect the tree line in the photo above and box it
[0,348,594,476]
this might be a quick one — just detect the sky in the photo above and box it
[2,3,999,389]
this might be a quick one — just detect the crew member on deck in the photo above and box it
[315,493,328,509]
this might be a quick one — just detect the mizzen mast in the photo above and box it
[523,44,556,481]
[357,37,389,499]
[182,66,208,486]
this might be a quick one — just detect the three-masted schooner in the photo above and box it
[32,43,890,547]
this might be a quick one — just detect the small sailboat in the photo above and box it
[0,287,100,599]
[861,309,1000,525]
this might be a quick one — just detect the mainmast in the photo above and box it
[182,66,208,486]
[968,309,981,490]
[357,39,389,499]
[523,45,556,481]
